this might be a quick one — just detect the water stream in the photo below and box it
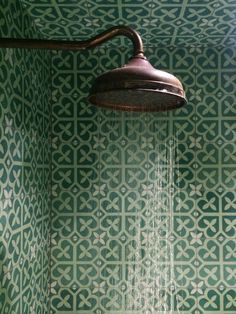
[97,109,180,313]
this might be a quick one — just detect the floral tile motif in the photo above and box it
[51,46,236,313]
[21,0,236,46]
[0,1,51,313]
[1,1,236,313]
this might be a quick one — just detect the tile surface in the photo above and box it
[0,1,51,313]
[1,1,236,313]
[20,0,236,46]
[50,46,236,313]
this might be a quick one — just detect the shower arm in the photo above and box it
[0,26,144,58]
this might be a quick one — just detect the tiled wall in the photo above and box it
[0,1,51,313]
[51,47,236,313]
[1,2,236,313]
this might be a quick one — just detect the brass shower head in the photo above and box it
[89,54,186,112]
[0,26,187,111]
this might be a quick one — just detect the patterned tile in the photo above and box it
[50,45,236,313]
[1,1,236,313]
[0,0,51,313]
[21,0,236,47]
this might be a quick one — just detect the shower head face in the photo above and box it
[89,56,187,112]
[89,87,185,112]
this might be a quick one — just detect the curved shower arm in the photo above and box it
[0,26,144,57]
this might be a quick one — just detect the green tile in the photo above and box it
[51,237,74,263]
[222,143,236,164]
[77,216,98,238]
[199,289,221,311]
[173,119,195,142]
[222,192,236,213]
[76,239,99,262]
[198,264,221,286]
[174,288,196,312]
[223,239,236,262]
[198,238,220,262]
[3,1,236,311]
[100,191,122,213]
[222,216,236,237]
[224,289,236,311]
[52,119,74,142]
[52,215,74,238]
[101,240,122,261]
[76,287,98,311]
[77,167,99,189]
[221,95,236,117]
[0,1,51,313]
[174,239,196,262]
[196,167,219,190]
[197,190,220,213]
[198,216,220,237]
[197,95,219,118]
[223,265,236,286]
[51,288,74,312]
[222,168,236,190]
[221,120,236,141]
[174,167,195,189]
[52,263,74,287]
[174,190,195,213]
[174,215,195,238]
[76,190,98,213]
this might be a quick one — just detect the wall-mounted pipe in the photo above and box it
[0,26,186,112]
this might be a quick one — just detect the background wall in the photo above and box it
[1,1,236,313]
[50,46,236,313]
[0,1,51,313]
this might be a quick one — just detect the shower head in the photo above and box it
[89,55,186,112]
[0,26,186,111]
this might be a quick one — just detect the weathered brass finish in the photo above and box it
[0,26,186,112]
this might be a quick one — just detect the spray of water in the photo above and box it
[124,110,180,314]
[97,108,181,313]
